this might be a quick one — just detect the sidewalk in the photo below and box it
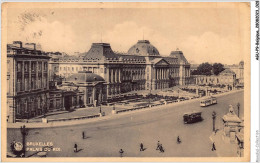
[7,89,244,129]
[209,130,238,157]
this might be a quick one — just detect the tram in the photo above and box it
[183,111,203,124]
[200,96,217,107]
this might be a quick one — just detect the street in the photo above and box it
[7,90,244,157]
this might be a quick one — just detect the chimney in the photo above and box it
[13,41,23,48]
[24,43,36,50]
[36,44,42,50]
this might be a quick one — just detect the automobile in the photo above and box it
[183,111,203,124]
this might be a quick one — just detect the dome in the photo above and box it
[127,40,160,56]
[66,71,105,83]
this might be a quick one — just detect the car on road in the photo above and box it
[200,96,217,107]
[183,111,203,124]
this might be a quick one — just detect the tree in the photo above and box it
[191,69,199,75]
[212,63,225,75]
[197,62,212,76]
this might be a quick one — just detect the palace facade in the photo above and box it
[49,40,191,100]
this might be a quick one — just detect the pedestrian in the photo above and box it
[74,144,78,153]
[82,131,85,139]
[156,141,161,150]
[211,142,216,151]
[119,149,124,157]
[177,136,181,144]
[140,143,144,151]
[159,145,164,153]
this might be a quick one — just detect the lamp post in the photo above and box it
[237,103,240,118]
[149,89,152,107]
[212,111,216,132]
[20,125,28,157]
[99,105,102,114]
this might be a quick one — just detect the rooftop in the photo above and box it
[66,71,105,83]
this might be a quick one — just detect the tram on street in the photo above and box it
[183,111,203,124]
[200,96,217,107]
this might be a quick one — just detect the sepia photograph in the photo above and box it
[1,2,251,162]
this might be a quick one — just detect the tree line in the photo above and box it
[191,62,225,76]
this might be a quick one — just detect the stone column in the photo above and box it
[29,61,31,90]
[196,87,199,96]
[119,68,121,82]
[42,62,44,88]
[160,68,163,79]
[93,87,96,106]
[36,62,39,88]
[22,61,25,91]
[106,85,110,96]
[76,95,80,108]
[165,68,167,79]
[114,69,117,83]
[99,88,102,104]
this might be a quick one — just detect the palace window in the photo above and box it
[17,78,22,92]
[16,62,23,72]
[31,62,36,72]
[38,62,42,71]
[16,101,20,114]
[24,62,29,72]
[44,62,47,71]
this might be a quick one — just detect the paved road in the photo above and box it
[7,91,244,157]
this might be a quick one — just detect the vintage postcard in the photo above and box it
[1,2,251,162]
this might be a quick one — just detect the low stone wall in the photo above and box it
[42,114,100,123]
[115,99,188,114]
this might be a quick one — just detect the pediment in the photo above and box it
[154,59,170,66]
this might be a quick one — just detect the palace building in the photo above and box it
[50,40,192,102]
[7,40,191,122]
[7,41,50,123]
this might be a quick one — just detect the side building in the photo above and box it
[7,41,50,123]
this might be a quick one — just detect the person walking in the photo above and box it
[159,144,165,153]
[140,143,144,151]
[177,136,181,144]
[82,131,85,139]
[156,141,161,150]
[211,142,216,151]
[74,144,78,153]
[119,149,124,157]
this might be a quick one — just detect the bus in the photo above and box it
[183,111,203,124]
[200,96,217,107]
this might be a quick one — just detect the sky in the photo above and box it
[6,3,250,64]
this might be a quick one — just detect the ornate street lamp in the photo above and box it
[212,111,216,132]
[149,89,152,106]
[20,125,28,157]
[237,103,240,118]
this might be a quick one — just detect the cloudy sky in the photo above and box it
[6,3,250,64]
